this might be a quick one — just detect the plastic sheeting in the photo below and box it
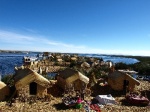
[95,94,116,105]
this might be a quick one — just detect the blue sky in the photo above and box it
[0,0,150,56]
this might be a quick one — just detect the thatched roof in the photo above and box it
[125,74,140,85]
[56,55,61,59]
[0,81,6,89]
[0,81,9,101]
[81,62,90,68]
[14,67,50,89]
[70,57,77,61]
[58,68,89,84]
[118,69,138,74]
[108,71,124,79]
[57,58,63,62]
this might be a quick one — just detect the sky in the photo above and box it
[0,0,150,56]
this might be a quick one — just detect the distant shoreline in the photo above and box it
[1,49,150,57]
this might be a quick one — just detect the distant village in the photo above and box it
[0,52,149,111]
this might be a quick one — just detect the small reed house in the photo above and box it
[57,68,89,91]
[14,67,50,98]
[108,70,140,92]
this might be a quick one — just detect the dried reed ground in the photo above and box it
[0,81,150,112]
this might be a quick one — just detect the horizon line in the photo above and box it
[0,49,150,57]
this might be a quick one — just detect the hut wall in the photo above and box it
[17,84,47,98]
[73,79,86,91]
[108,73,140,91]
[37,84,47,98]
[57,76,80,90]
[108,76,125,91]
[17,85,30,97]
[57,76,66,89]
[0,86,9,101]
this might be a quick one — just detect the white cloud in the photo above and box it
[46,40,85,49]
[0,30,85,50]
[85,48,150,56]
[0,30,34,44]
[0,29,150,56]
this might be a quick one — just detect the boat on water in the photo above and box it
[23,56,38,63]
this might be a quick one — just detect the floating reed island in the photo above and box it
[0,52,150,112]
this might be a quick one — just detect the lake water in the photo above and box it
[0,52,139,76]
[79,54,139,64]
[0,52,37,76]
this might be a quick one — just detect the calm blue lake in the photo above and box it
[0,52,139,76]
[79,54,139,64]
[0,52,37,76]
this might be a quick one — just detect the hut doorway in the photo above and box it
[73,80,82,91]
[123,80,129,94]
[29,82,37,95]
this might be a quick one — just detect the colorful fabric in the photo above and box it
[77,98,82,103]
[90,104,101,112]
[76,103,82,109]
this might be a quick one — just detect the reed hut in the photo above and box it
[57,58,63,62]
[43,52,49,57]
[14,67,50,98]
[108,71,140,91]
[57,68,89,91]
[70,57,77,61]
[81,62,90,68]
[0,81,9,101]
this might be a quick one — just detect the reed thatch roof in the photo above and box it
[70,57,77,61]
[57,58,63,62]
[14,67,50,90]
[108,71,124,79]
[108,71,140,84]
[0,81,6,89]
[81,62,90,68]
[0,81,9,101]
[58,68,89,84]
[118,69,138,74]
[56,55,61,59]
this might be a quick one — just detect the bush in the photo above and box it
[1,74,14,87]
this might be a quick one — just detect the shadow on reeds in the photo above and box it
[110,90,124,97]
[53,103,76,110]
[91,84,111,96]
[141,90,150,100]
[91,84,125,97]
[47,84,64,97]
[53,103,68,110]
[120,98,149,107]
